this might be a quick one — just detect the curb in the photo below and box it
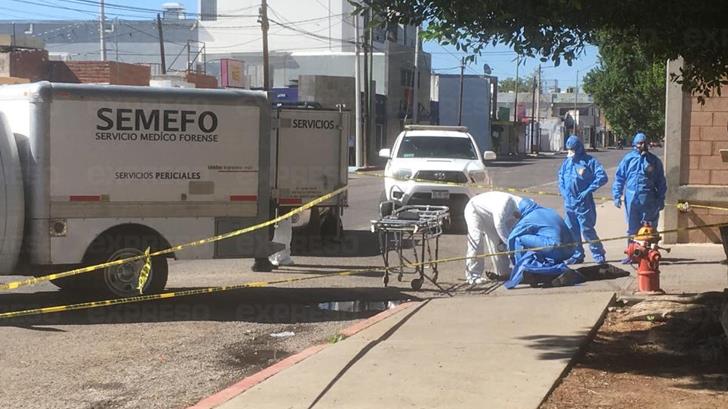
[537,292,616,408]
[188,300,420,409]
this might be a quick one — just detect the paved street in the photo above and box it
[2,147,704,409]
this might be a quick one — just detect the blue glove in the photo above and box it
[614,197,622,208]
[577,191,589,204]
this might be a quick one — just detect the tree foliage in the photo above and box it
[352,0,728,99]
[582,32,666,140]
[499,76,534,93]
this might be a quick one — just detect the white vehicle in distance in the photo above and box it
[378,125,496,220]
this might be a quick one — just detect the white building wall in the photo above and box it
[198,0,353,54]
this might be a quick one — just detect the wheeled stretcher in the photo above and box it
[370,205,450,290]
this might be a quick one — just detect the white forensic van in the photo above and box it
[0,82,281,297]
[273,107,349,236]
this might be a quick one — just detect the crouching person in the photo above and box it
[505,199,584,289]
[464,192,524,285]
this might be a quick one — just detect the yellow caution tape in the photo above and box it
[2,218,727,321]
[0,186,349,291]
[355,171,728,212]
[136,247,152,294]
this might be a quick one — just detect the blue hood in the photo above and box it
[565,135,585,156]
[632,132,647,147]
[517,198,540,218]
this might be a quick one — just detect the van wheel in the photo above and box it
[87,234,168,297]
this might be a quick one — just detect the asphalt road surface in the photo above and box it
[0,147,652,409]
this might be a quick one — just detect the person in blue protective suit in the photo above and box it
[558,135,608,265]
[612,132,667,251]
[505,199,584,289]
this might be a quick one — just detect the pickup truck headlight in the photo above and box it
[392,168,413,180]
[468,170,488,184]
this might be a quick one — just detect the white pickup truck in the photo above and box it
[0,82,280,297]
[379,125,496,220]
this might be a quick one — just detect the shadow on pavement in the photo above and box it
[0,286,418,329]
[292,230,381,257]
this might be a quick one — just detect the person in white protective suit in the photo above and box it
[269,218,294,266]
[464,191,524,285]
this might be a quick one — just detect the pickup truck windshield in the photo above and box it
[396,136,478,160]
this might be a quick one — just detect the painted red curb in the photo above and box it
[339,301,419,338]
[188,300,420,409]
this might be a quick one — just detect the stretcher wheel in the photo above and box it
[397,273,403,282]
[383,274,389,287]
[410,278,423,290]
[431,272,438,283]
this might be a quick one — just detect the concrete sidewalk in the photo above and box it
[212,291,614,409]
[201,193,727,409]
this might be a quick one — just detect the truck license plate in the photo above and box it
[432,190,450,200]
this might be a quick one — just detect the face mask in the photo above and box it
[567,150,575,157]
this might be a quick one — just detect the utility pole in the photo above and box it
[573,70,580,136]
[458,57,465,126]
[260,0,270,90]
[367,8,373,152]
[354,15,363,168]
[513,56,520,123]
[412,25,420,124]
[362,13,370,159]
[114,17,119,61]
[534,64,542,153]
[186,40,191,72]
[99,0,107,61]
[529,72,536,154]
[156,14,166,74]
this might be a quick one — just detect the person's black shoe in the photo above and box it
[485,271,507,281]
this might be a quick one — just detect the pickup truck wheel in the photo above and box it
[88,234,168,297]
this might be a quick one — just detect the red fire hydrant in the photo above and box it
[624,224,668,294]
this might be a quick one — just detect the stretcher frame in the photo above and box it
[370,205,450,290]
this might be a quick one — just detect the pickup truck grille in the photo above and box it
[415,170,468,184]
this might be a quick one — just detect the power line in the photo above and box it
[268,18,355,46]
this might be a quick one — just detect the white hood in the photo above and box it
[391,158,483,173]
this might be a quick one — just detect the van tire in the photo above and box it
[85,232,168,297]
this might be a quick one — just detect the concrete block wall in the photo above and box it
[678,205,728,243]
[675,91,728,243]
[683,96,728,185]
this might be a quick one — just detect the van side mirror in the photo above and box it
[483,151,497,161]
[379,148,391,158]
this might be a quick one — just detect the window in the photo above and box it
[396,136,477,160]
[200,0,217,21]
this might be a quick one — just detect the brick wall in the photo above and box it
[0,49,49,81]
[58,61,150,86]
[678,93,728,243]
[48,61,80,83]
[185,72,218,88]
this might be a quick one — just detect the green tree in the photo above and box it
[499,76,533,93]
[582,32,666,140]
[353,1,728,99]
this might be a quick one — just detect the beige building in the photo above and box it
[664,58,728,244]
